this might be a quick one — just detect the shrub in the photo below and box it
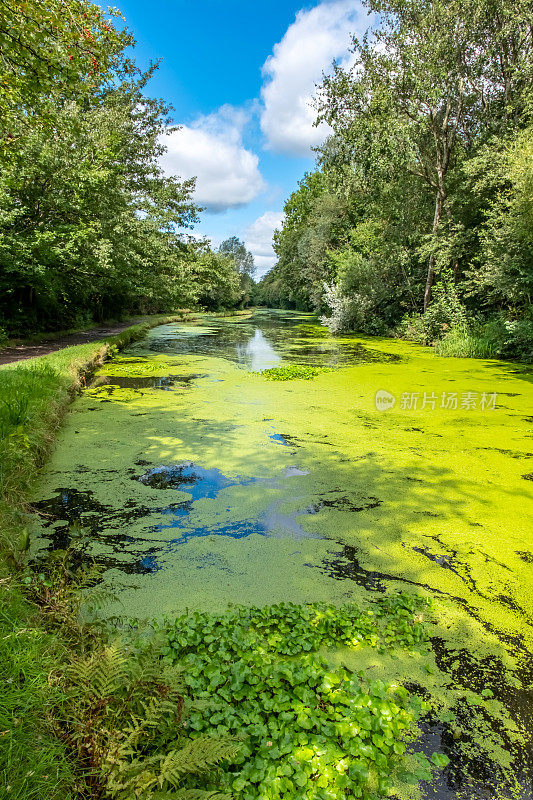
[435,312,533,361]
[394,312,429,344]
[320,283,381,334]
[396,276,469,346]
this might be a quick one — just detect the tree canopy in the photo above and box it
[0,0,245,336]
[255,0,532,358]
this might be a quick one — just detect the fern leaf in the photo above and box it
[69,642,128,699]
[159,737,241,780]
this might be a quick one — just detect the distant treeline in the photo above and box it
[256,0,532,360]
[0,0,253,337]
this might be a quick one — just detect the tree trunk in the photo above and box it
[423,189,444,311]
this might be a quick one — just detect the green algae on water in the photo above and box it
[29,310,533,797]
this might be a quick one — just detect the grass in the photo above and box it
[433,322,498,359]
[0,584,73,799]
[0,313,187,800]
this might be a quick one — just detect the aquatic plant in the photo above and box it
[160,597,447,799]
[257,364,327,380]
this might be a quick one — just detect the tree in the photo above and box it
[465,124,533,309]
[0,0,131,146]
[317,0,532,309]
[218,237,254,277]
[218,237,255,306]
[270,171,354,311]
[0,69,199,332]
[190,242,242,311]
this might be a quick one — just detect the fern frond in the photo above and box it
[69,642,128,698]
[158,737,241,779]
[121,696,182,751]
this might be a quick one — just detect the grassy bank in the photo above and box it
[0,314,190,798]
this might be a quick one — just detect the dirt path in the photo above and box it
[0,320,143,366]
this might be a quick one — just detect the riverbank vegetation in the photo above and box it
[255,0,532,361]
[0,0,248,340]
[0,318,182,796]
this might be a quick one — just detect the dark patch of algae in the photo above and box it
[30,310,533,800]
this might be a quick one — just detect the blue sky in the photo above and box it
[117,0,372,275]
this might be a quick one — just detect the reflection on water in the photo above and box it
[33,460,319,572]
[139,311,402,369]
[235,328,281,371]
[135,462,255,497]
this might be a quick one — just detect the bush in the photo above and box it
[320,283,387,335]
[396,277,468,346]
[494,314,533,361]
[394,312,430,344]
[435,311,533,361]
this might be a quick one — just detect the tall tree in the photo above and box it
[317,0,532,309]
[218,236,255,277]
[0,0,130,146]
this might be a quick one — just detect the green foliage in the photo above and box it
[0,362,64,542]
[434,311,533,361]
[0,0,131,135]
[190,247,244,312]
[263,0,532,357]
[397,276,467,345]
[465,125,533,309]
[255,173,352,312]
[0,1,244,336]
[64,641,240,799]
[218,237,256,307]
[0,85,200,334]
[159,597,437,800]
[0,581,74,799]
[257,364,328,381]
[219,237,255,278]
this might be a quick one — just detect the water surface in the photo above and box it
[30,309,533,798]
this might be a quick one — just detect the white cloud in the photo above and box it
[244,211,284,277]
[160,105,266,213]
[260,0,369,156]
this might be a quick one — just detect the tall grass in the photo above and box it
[434,314,533,361]
[433,321,498,358]
[0,585,74,799]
